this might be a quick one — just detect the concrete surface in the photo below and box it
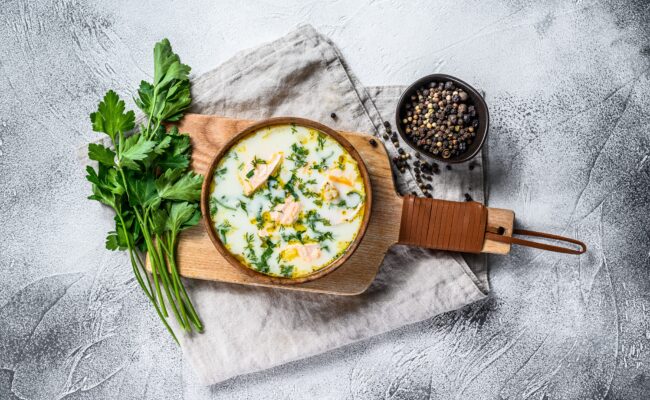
[1,0,649,399]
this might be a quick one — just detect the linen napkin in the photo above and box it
[179,24,488,384]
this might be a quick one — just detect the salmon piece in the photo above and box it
[257,228,271,237]
[270,197,302,225]
[283,243,321,263]
[322,182,339,201]
[242,153,283,196]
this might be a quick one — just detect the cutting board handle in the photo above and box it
[485,229,586,255]
[397,195,586,255]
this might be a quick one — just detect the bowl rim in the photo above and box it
[200,116,373,285]
[394,73,489,164]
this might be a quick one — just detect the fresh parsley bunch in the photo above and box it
[85,39,202,342]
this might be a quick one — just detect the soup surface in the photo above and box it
[209,124,366,278]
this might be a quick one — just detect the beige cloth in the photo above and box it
[176,24,488,384]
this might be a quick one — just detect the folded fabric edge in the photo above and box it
[184,260,489,386]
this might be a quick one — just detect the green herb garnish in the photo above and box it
[283,173,300,199]
[255,207,265,229]
[280,265,294,278]
[216,220,232,244]
[244,232,257,262]
[298,177,318,198]
[209,197,219,217]
[212,196,236,211]
[316,132,326,151]
[304,210,331,231]
[253,238,276,273]
[251,156,267,168]
[336,155,346,170]
[316,231,334,242]
[281,230,305,243]
[238,200,248,214]
[287,143,309,167]
[216,167,228,177]
[312,151,333,172]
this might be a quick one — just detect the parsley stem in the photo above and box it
[160,231,190,329]
[117,211,178,343]
[152,233,188,331]
[165,232,203,331]
[136,209,167,317]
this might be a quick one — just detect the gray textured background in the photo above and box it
[1,0,649,399]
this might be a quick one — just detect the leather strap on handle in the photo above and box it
[398,195,587,255]
[398,195,488,253]
[485,229,586,255]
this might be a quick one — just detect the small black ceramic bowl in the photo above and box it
[395,74,489,164]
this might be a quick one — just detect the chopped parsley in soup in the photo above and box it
[209,124,367,279]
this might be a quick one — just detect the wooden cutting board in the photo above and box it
[148,114,513,295]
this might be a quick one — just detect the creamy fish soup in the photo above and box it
[209,124,367,278]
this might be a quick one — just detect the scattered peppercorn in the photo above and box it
[369,138,378,147]
[464,193,473,202]
[469,163,475,171]
[330,112,337,119]
[383,121,391,129]
[399,80,479,159]
[383,134,389,140]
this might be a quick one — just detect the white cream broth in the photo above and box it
[209,124,366,278]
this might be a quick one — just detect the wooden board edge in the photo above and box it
[482,207,515,254]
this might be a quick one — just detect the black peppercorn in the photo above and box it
[330,112,337,119]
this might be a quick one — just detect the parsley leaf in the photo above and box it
[120,134,156,170]
[156,170,202,201]
[88,143,116,166]
[90,90,135,142]
[166,202,200,233]
[136,39,191,123]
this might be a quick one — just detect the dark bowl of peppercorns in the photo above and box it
[395,74,488,163]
